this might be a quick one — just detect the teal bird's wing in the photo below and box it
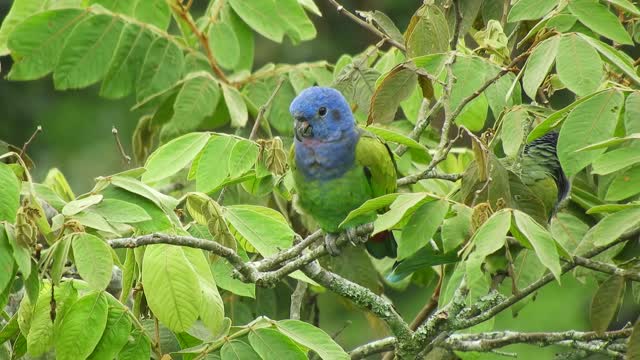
[355,129,398,258]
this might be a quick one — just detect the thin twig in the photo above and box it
[249,77,286,141]
[571,256,640,281]
[20,125,42,158]
[350,337,397,360]
[170,1,229,84]
[325,0,406,52]
[112,126,131,166]
[290,280,307,320]
[395,98,441,157]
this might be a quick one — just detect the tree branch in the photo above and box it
[395,98,442,157]
[349,337,397,360]
[571,256,640,281]
[249,77,285,141]
[324,0,406,52]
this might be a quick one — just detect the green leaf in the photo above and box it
[0,163,20,222]
[0,0,45,55]
[512,210,562,281]
[196,135,236,193]
[373,193,429,235]
[577,34,640,86]
[27,281,77,357]
[366,126,427,152]
[142,244,202,332]
[606,0,640,15]
[5,225,31,279]
[590,275,624,334]
[555,33,604,96]
[449,56,499,131]
[469,209,511,260]
[7,9,88,80]
[131,0,170,30]
[227,0,283,42]
[117,328,150,360]
[569,0,633,45]
[228,140,259,179]
[221,340,261,360]
[605,165,640,201]
[387,246,459,282]
[110,175,179,211]
[54,291,109,360]
[398,199,449,259]
[248,328,306,359]
[501,107,526,157]
[340,193,400,228]
[405,4,450,57]
[508,0,558,22]
[72,233,114,290]
[550,213,589,254]
[181,247,225,335]
[0,225,15,293]
[522,35,560,99]
[577,134,640,152]
[360,10,404,44]
[100,23,156,99]
[136,37,184,101]
[278,0,316,43]
[369,65,418,124]
[593,147,640,175]
[222,4,254,72]
[558,90,623,176]
[142,132,210,184]
[586,207,640,247]
[161,72,221,140]
[441,204,473,253]
[90,198,151,223]
[87,298,132,360]
[61,194,103,217]
[223,84,249,128]
[224,205,294,256]
[275,320,349,360]
[208,21,239,71]
[24,183,67,211]
[53,14,125,89]
[101,186,173,233]
[333,65,380,116]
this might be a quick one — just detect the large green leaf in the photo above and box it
[87,295,132,360]
[0,0,46,55]
[590,275,624,334]
[248,328,306,359]
[117,328,150,360]
[53,14,125,89]
[578,34,640,86]
[0,163,20,222]
[398,199,449,259]
[373,193,430,235]
[405,3,449,57]
[100,23,156,99]
[136,37,184,101]
[160,72,221,140]
[142,244,202,332]
[224,205,294,256]
[387,246,459,282]
[142,132,210,184]
[585,207,640,247]
[222,84,249,128]
[469,209,511,260]
[508,0,558,22]
[555,33,604,96]
[90,0,170,30]
[90,198,151,223]
[606,165,640,201]
[227,0,285,42]
[558,90,623,176]
[449,56,499,131]
[72,233,114,290]
[221,340,261,360]
[275,320,349,360]
[228,140,259,179]
[0,225,15,294]
[550,213,589,254]
[196,135,237,193]
[441,204,473,253]
[339,193,400,228]
[593,146,640,175]
[62,194,103,216]
[8,9,88,80]
[512,210,562,281]
[501,107,526,157]
[369,65,418,124]
[569,0,633,45]
[54,291,109,360]
[522,35,560,99]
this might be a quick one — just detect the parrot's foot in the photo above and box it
[346,227,363,246]
[324,233,341,256]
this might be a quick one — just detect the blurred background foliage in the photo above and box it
[0,1,632,358]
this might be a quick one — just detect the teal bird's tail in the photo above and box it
[365,231,397,259]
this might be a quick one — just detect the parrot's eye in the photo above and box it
[318,107,327,117]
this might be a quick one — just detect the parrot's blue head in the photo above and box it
[290,87,356,142]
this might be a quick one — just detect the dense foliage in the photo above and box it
[0,0,640,359]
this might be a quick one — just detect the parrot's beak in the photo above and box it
[294,119,313,141]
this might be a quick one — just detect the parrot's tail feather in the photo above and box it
[365,230,397,259]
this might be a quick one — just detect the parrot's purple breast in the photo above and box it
[294,129,359,181]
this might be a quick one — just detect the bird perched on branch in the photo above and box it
[458,131,570,224]
[288,87,398,258]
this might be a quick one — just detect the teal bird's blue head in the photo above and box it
[290,87,359,180]
[290,87,356,142]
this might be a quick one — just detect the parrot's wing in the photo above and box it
[355,129,398,198]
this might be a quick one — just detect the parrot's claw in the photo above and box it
[324,233,341,256]
[346,227,361,246]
